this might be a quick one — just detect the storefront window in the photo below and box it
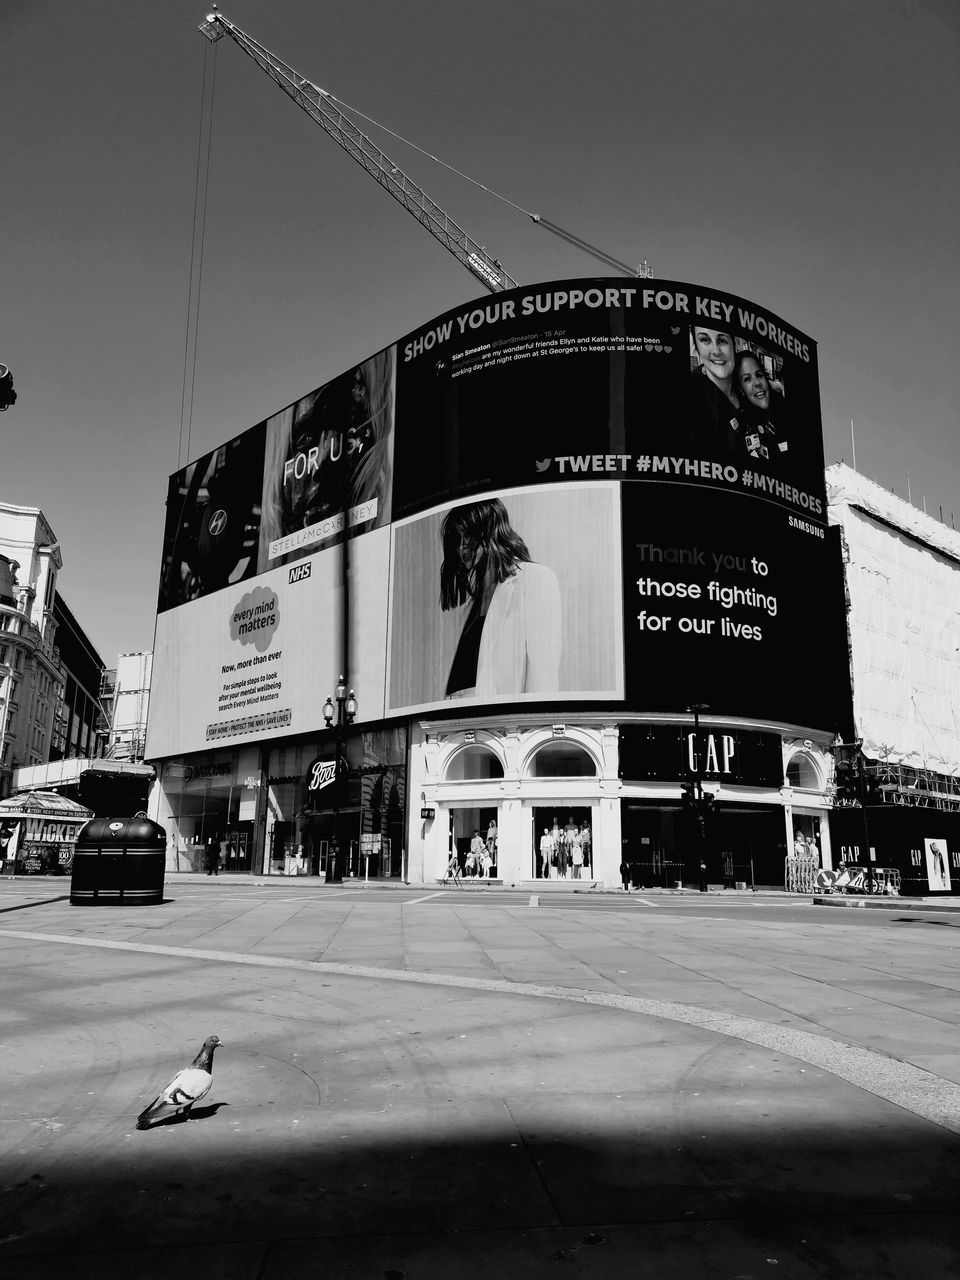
[786,753,820,790]
[161,747,260,873]
[533,808,593,881]
[529,743,597,777]
[445,747,504,781]
[266,726,407,879]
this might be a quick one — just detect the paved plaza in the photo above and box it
[1,877,958,1278]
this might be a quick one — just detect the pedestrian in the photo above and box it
[620,856,631,891]
[699,858,708,893]
[205,838,220,876]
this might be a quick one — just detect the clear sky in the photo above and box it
[3,0,958,668]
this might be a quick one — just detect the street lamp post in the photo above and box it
[686,703,710,887]
[322,676,357,884]
[687,703,710,824]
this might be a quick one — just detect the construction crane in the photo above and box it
[198,9,651,295]
[198,7,517,294]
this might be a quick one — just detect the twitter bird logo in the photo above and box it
[535,458,552,473]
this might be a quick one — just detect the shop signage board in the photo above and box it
[305,757,338,794]
[619,726,784,787]
[148,278,848,757]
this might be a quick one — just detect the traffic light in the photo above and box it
[833,759,860,806]
[861,774,883,805]
[0,364,16,411]
[680,781,697,812]
[700,791,717,820]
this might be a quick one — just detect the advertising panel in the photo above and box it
[923,837,952,892]
[387,484,623,714]
[621,487,847,725]
[148,527,391,759]
[157,349,395,613]
[393,278,825,523]
[148,278,845,758]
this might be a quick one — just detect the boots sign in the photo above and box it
[305,757,338,793]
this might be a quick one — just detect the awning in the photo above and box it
[80,760,155,780]
[0,791,94,821]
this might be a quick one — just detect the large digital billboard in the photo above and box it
[147,278,847,759]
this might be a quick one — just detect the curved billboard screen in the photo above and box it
[147,277,845,758]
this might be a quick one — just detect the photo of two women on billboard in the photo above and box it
[684,324,803,473]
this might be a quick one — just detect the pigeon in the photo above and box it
[136,1035,222,1129]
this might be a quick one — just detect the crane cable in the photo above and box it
[320,87,650,279]
[178,38,219,470]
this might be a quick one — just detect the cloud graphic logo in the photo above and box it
[230,585,279,653]
[535,458,552,473]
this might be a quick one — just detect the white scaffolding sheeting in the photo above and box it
[827,465,960,776]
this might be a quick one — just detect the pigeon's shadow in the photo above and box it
[186,1101,230,1122]
[142,1102,230,1129]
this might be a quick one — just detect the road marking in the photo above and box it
[403,892,446,906]
[1,925,958,1137]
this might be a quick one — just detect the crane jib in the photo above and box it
[198,9,516,293]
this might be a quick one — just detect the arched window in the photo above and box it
[529,742,597,778]
[786,753,819,790]
[444,747,505,782]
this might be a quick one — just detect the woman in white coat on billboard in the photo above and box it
[440,499,561,700]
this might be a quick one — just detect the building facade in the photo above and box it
[2,500,150,818]
[105,651,153,763]
[0,504,65,797]
[13,648,155,818]
[824,464,960,895]
[147,277,857,886]
[49,593,109,764]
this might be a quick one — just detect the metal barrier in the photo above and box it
[813,864,901,896]
[785,853,819,894]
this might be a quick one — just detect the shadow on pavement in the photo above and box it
[136,1101,231,1130]
[893,916,960,928]
[2,1119,958,1279]
[0,895,70,916]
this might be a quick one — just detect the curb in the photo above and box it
[813,895,960,913]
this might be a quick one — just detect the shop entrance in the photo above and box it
[712,805,786,886]
[295,810,361,879]
[621,805,684,887]
[222,825,253,873]
[622,800,786,887]
[448,807,499,878]
[532,808,593,880]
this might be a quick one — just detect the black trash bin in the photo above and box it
[71,813,166,906]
